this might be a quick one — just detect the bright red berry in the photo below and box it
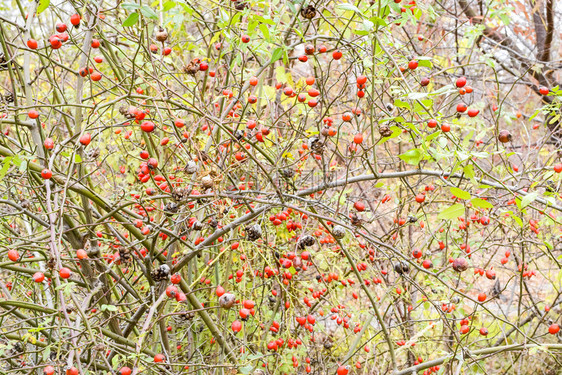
[41,169,53,179]
[27,39,38,49]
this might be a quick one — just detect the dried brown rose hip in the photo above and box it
[498,130,512,143]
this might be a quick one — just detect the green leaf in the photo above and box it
[512,214,523,228]
[405,122,420,136]
[140,6,158,20]
[429,84,455,96]
[407,92,427,100]
[229,12,242,26]
[498,13,510,25]
[255,16,276,25]
[437,203,465,220]
[463,164,475,179]
[275,65,289,84]
[74,154,82,164]
[18,160,27,172]
[11,155,21,167]
[270,47,283,63]
[337,3,361,13]
[0,157,12,180]
[162,1,176,11]
[354,29,369,36]
[520,192,538,209]
[370,14,388,26]
[363,19,374,30]
[354,18,375,35]
[122,12,139,27]
[247,353,263,360]
[450,187,471,200]
[426,131,441,143]
[471,198,493,209]
[283,49,290,65]
[111,354,121,367]
[101,304,118,312]
[239,365,254,374]
[63,282,74,296]
[287,1,296,13]
[248,20,258,33]
[388,1,402,12]
[42,346,51,361]
[394,99,411,109]
[471,151,489,159]
[37,0,50,14]
[399,148,423,165]
[122,2,141,10]
[414,99,433,114]
[259,24,270,40]
[462,130,474,149]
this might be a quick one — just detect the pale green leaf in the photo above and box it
[363,19,374,30]
[121,2,141,10]
[239,365,254,374]
[254,16,276,25]
[470,198,493,209]
[429,84,454,96]
[259,23,270,40]
[42,346,51,361]
[407,92,427,100]
[450,187,471,200]
[520,192,538,209]
[463,164,475,179]
[140,6,158,20]
[354,29,369,36]
[101,304,118,312]
[0,157,12,180]
[437,203,465,220]
[512,215,523,228]
[399,148,423,165]
[248,20,258,33]
[394,99,411,109]
[337,3,361,13]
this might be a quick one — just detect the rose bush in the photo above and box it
[0,0,561,374]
